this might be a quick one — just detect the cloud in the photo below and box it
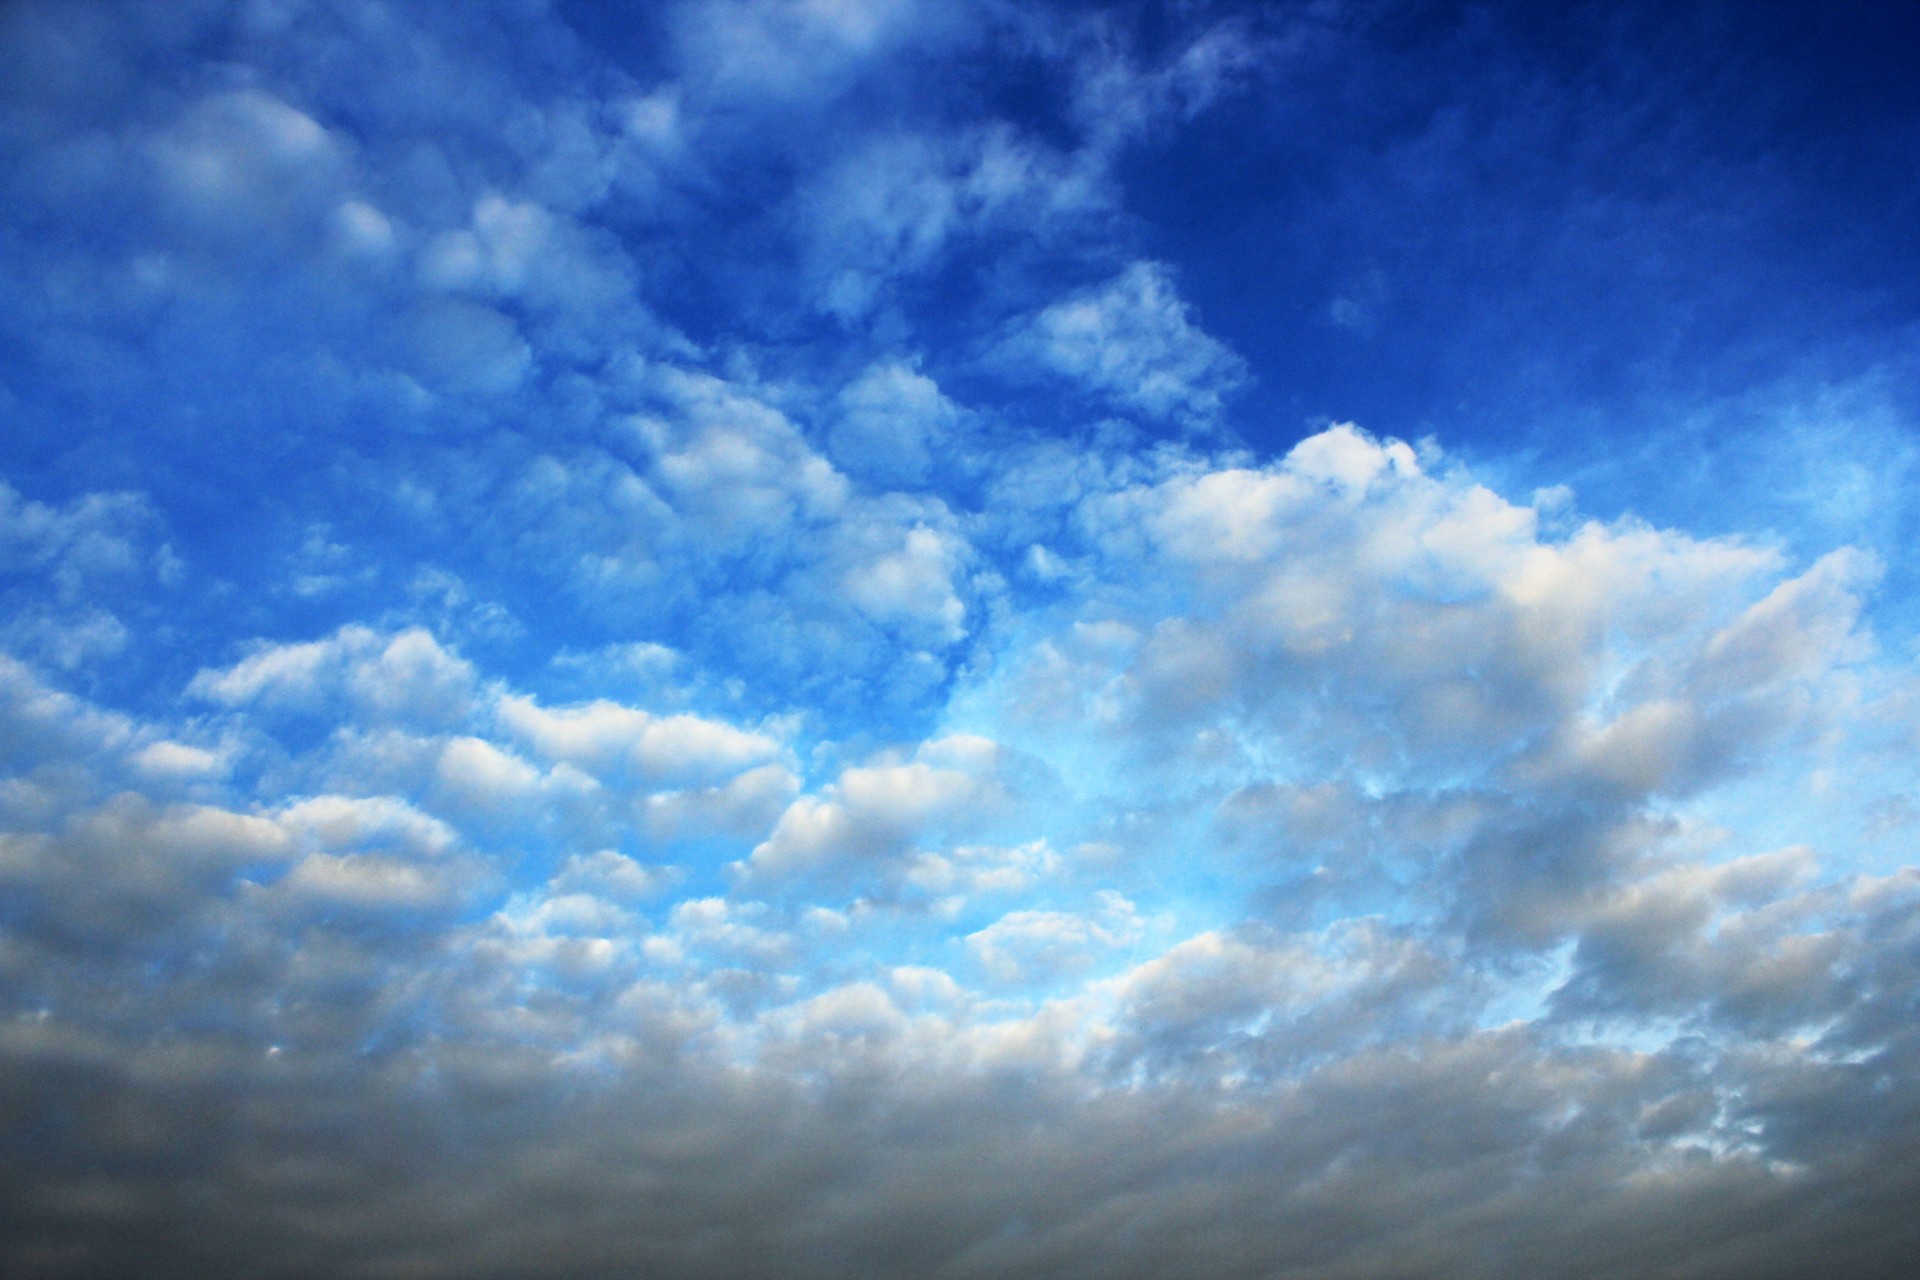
[277,792,457,859]
[740,734,1010,879]
[642,761,799,843]
[672,0,963,110]
[827,359,961,486]
[997,261,1248,427]
[0,480,172,671]
[144,87,350,242]
[2,3,1918,1277]
[550,848,679,902]
[897,838,1060,912]
[0,480,158,598]
[189,626,478,729]
[840,523,969,643]
[6,439,1919,1279]
[966,889,1143,984]
[497,692,783,787]
[798,124,1098,321]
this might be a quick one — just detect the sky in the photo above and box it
[2,1,1919,1276]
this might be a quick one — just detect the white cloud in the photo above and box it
[0,651,134,776]
[841,523,968,643]
[549,849,679,902]
[145,88,349,240]
[129,739,229,782]
[418,192,637,325]
[966,890,1144,983]
[189,626,478,728]
[827,359,959,486]
[999,261,1247,427]
[639,368,850,540]
[274,850,455,912]
[6,369,1919,1280]
[0,480,158,598]
[276,793,457,860]
[0,794,293,946]
[496,693,782,787]
[741,734,1011,879]
[798,124,1096,320]
[673,0,964,109]
[431,734,551,815]
[899,839,1060,909]
[1065,17,1271,152]
[664,895,793,964]
[406,296,533,394]
[642,761,798,842]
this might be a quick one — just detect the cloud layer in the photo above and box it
[2,2,1918,1277]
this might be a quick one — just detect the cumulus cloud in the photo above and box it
[0,480,172,670]
[827,359,961,486]
[967,889,1144,983]
[897,838,1060,912]
[740,734,1011,879]
[998,261,1248,427]
[144,87,350,241]
[190,626,478,728]
[497,692,782,786]
[12,412,1906,1279]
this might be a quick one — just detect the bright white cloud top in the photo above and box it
[3,2,1919,1277]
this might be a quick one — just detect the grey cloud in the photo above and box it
[5,1000,1920,1278]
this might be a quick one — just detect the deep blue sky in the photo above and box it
[7,0,1920,707]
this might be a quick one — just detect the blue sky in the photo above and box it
[3,2,1919,1276]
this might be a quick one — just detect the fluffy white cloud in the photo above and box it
[144,88,350,241]
[898,839,1060,912]
[496,693,782,787]
[276,792,457,860]
[642,761,799,842]
[273,849,456,911]
[0,480,172,671]
[840,523,969,643]
[189,626,478,728]
[550,848,679,901]
[740,734,1011,878]
[636,367,851,550]
[967,890,1144,983]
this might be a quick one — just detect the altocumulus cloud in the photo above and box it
[2,2,1919,1278]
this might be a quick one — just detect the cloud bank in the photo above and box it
[2,2,1918,1277]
